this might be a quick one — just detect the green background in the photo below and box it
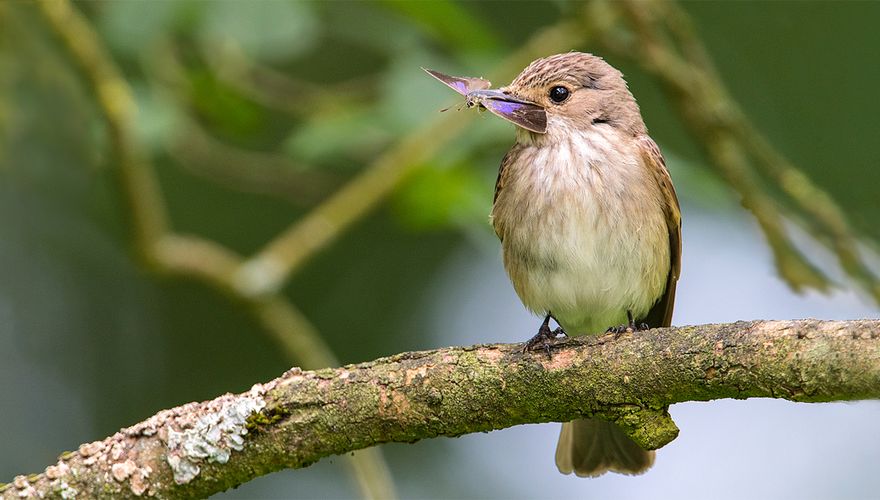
[1,1,878,498]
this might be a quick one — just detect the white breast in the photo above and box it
[491,122,670,335]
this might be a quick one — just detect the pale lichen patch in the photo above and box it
[44,462,69,480]
[78,441,105,458]
[12,475,36,498]
[57,481,78,499]
[43,461,79,499]
[111,460,137,482]
[164,392,266,484]
[129,466,151,496]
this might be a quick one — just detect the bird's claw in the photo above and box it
[606,310,649,339]
[522,324,567,357]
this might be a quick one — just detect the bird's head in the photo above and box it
[470,52,646,141]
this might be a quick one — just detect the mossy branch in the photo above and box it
[4,319,878,499]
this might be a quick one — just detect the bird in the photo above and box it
[427,52,681,477]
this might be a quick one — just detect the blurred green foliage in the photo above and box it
[1,0,878,498]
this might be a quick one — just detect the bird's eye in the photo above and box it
[549,86,570,103]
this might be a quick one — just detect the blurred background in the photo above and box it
[1,1,879,499]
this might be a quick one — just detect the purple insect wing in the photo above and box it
[481,99,547,134]
[423,68,546,134]
[423,68,491,96]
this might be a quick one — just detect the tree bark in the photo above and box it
[2,319,878,499]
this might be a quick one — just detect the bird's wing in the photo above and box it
[637,135,681,328]
[493,147,515,204]
[490,146,520,242]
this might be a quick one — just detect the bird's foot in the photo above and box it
[522,313,567,357]
[606,310,649,339]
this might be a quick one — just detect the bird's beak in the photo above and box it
[466,89,547,134]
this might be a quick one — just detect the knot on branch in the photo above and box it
[600,406,679,450]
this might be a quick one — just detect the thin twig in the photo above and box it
[168,118,340,206]
[33,0,169,261]
[201,39,379,116]
[31,2,397,498]
[232,21,587,297]
[653,0,879,301]
[145,41,340,205]
[597,0,879,301]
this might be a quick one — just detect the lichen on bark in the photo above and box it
[2,320,878,499]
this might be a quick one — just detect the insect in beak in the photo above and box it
[423,68,547,134]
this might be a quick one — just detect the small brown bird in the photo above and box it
[427,52,681,477]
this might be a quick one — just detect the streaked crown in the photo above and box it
[504,52,646,135]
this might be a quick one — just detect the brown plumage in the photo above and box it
[487,52,681,477]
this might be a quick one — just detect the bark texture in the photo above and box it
[2,319,878,499]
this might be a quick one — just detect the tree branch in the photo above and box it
[33,0,169,258]
[4,320,877,499]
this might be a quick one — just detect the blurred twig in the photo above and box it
[31,1,396,498]
[232,21,587,297]
[152,236,341,368]
[587,0,880,302]
[147,41,341,205]
[32,0,168,262]
[655,0,879,300]
[735,116,880,300]
[25,0,879,495]
[31,1,587,496]
[201,39,379,116]
[168,117,340,206]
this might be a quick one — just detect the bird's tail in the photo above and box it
[555,418,655,477]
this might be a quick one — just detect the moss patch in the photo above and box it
[246,405,291,433]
